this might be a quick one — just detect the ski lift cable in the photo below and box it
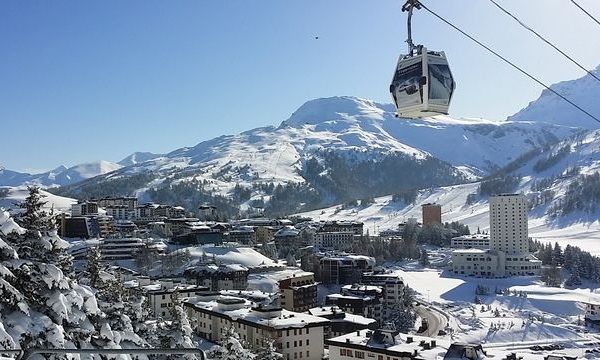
[570,0,600,28]
[489,0,600,84]
[417,1,600,126]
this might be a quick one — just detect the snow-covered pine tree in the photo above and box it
[565,264,582,287]
[419,248,430,266]
[254,336,281,360]
[387,286,416,332]
[87,246,102,288]
[91,269,147,351]
[207,327,255,360]
[155,290,196,359]
[1,197,100,352]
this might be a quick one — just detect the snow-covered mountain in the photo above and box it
[117,152,163,167]
[509,65,600,129]
[0,160,122,187]
[51,96,579,216]
[299,128,600,255]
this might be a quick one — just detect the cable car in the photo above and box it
[390,0,456,118]
[390,47,455,118]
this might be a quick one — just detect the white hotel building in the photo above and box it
[184,293,329,360]
[452,194,541,278]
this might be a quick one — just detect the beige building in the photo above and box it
[184,294,328,360]
[489,194,528,253]
[451,194,541,278]
[327,329,447,360]
[450,234,490,249]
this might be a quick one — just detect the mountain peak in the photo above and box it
[281,96,390,128]
[118,152,162,167]
[509,64,600,129]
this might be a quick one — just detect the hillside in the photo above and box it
[49,96,577,216]
[509,65,600,129]
[299,129,600,255]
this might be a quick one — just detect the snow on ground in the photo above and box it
[247,268,312,293]
[0,186,76,213]
[298,180,600,255]
[184,245,279,269]
[392,266,597,346]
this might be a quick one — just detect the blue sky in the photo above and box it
[2,0,600,172]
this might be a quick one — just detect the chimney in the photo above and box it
[406,336,413,343]
[357,331,360,336]
[346,338,350,343]
[430,340,436,348]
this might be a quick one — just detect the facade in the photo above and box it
[71,201,99,217]
[185,264,249,291]
[327,329,446,360]
[318,255,376,284]
[59,216,92,239]
[184,294,329,360]
[105,205,135,221]
[227,226,256,245]
[96,196,138,210]
[489,194,528,253]
[314,231,355,251]
[144,281,209,319]
[421,203,442,226]
[100,237,148,260]
[584,300,600,329]
[361,273,405,317]
[326,287,383,323]
[451,234,491,249]
[278,272,317,312]
[308,306,377,338]
[451,194,541,278]
[198,204,217,220]
[319,221,364,235]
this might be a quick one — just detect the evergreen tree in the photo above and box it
[419,248,430,267]
[565,265,582,287]
[207,327,255,360]
[386,286,416,332]
[87,246,102,288]
[540,266,562,287]
[254,336,282,360]
[1,203,100,352]
[156,290,196,358]
[551,242,563,266]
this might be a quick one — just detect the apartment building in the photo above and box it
[71,201,99,216]
[451,234,491,249]
[184,264,249,291]
[184,294,329,360]
[142,280,209,319]
[326,285,384,323]
[307,306,377,338]
[318,255,376,284]
[327,329,446,360]
[421,203,442,226]
[451,194,541,278]
[314,231,355,251]
[278,272,317,312]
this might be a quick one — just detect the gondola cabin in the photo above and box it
[390,47,455,118]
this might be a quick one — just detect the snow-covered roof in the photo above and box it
[307,306,376,326]
[451,248,490,254]
[326,329,449,359]
[184,295,329,330]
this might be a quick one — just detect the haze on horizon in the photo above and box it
[1,0,599,172]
